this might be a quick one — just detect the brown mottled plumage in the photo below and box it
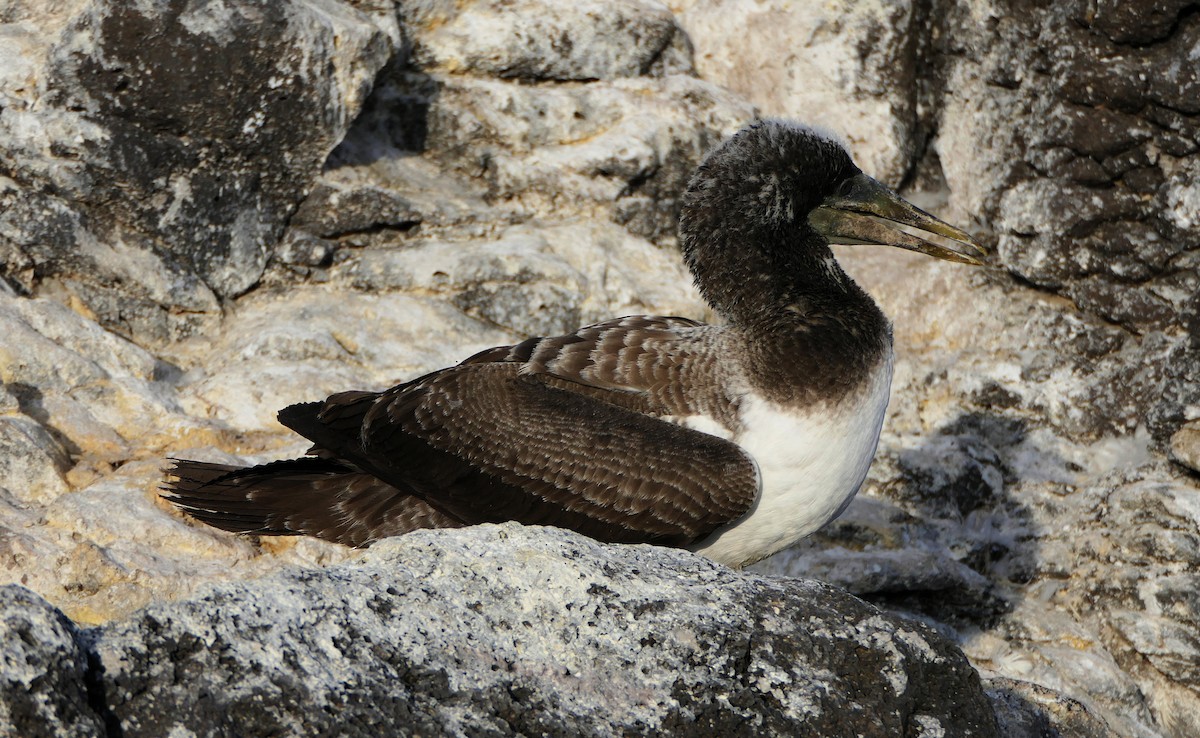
[164,120,984,565]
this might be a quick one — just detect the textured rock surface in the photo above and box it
[0,586,102,738]
[0,0,1197,736]
[76,525,999,738]
[674,0,924,186]
[934,1,1199,335]
[986,677,1117,738]
[0,0,399,344]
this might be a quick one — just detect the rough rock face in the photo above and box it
[934,0,1199,335]
[1,0,1197,736]
[675,0,926,186]
[67,525,998,738]
[931,0,1200,449]
[0,0,400,344]
[0,526,1007,737]
[0,586,103,738]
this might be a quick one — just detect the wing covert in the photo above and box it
[297,362,758,544]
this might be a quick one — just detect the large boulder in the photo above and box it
[0,0,400,344]
[3,525,1004,737]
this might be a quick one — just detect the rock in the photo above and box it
[86,524,999,737]
[986,677,1118,738]
[404,0,692,81]
[934,1,1199,335]
[334,221,700,336]
[0,415,71,504]
[0,586,103,738]
[675,0,922,185]
[0,0,400,345]
[0,291,210,499]
[321,68,754,243]
[1168,420,1200,474]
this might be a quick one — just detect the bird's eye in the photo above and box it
[834,178,856,198]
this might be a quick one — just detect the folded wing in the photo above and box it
[281,360,758,545]
[167,316,758,547]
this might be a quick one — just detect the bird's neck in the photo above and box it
[691,228,893,405]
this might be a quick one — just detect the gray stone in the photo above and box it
[935,1,1199,335]
[88,524,999,738]
[323,66,754,243]
[675,0,923,185]
[404,0,692,81]
[0,586,103,738]
[339,232,586,336]
[986,678,1118,738]
[0,415,71,504]
[1169,420,1200,474]
[0,0,399,344]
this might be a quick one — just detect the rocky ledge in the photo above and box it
[5,523,1095,738]
[1,0,1197,737]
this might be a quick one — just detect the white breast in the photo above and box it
[688,353,894,568]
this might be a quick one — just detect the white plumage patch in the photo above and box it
[689,352,895,568]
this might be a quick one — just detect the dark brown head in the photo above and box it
[679,120,985,327]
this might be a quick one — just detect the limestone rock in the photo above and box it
[320,68,755,244]
[934,0,1199,335]
[0,291,206,500]
[83,525,998,737]
[0,586,102,738]
[1168,420,1200,474]
[673,0,1200,445]
[404,0,692,81]
[986,678,1118,738]
[674,0,921,185]
[0,0,400,345]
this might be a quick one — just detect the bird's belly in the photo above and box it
[689,355,894,568]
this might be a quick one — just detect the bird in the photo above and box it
[164,119,985,569]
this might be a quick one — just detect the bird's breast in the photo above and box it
[688,350,895,567]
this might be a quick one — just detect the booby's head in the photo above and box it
[679,120,985,323]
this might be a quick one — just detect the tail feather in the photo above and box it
[162,457,463,547]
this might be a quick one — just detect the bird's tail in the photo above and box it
[161,457,461,548]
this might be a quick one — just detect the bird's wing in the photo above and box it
[459,315,739,425]
[280,358,759,546]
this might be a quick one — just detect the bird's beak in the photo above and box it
[809,174,987,265]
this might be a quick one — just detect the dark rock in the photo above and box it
[934,0,1200,443]
[291,182,423,239]
[0,586,104,738]
[0,0,397,345]
[897,434,1007,518]
[937,1,1199,334]
[986,677,1118,738]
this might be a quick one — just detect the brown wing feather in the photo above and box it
[168,315,755,548]
[462,316,740,428]
[163,458,461,547]
[279,362,757,545]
